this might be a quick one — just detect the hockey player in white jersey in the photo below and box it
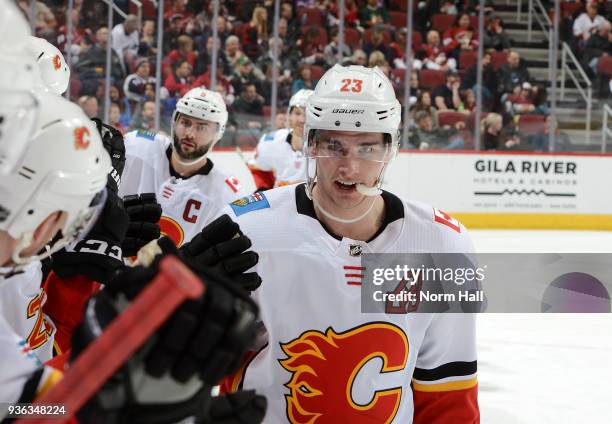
[224,65,479,423]
[248,89,313,190]
[121,87,248,246]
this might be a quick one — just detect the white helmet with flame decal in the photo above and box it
[0,93,110,267]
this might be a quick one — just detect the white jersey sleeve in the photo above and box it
[248,132,279,172]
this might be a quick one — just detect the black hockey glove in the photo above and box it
[50,189,129,284]
[122,193,162,257]
[91,118,125,193]
[71,249,261,423]
[179,214,262,292]
[201,391,267,424]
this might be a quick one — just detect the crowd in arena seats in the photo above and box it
[16,0,612,151]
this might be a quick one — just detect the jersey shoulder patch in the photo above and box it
[135,130,157,141]
[262,133,275,142]
[230,192,270,216]
[433,208,461,233]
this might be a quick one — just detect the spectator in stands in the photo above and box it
[195,36,230,76]
[439,0,459,15]
[359,0,389,28]
[443,13,479,58]
[78,95,99,119]
[292,65,318,95]
[324,27,352,66]
[231,82,265,132]
[328,0,361,29]
[123,59,156,102]
[165,60,194,98]
[111,14,140,73]
[109,103,127,134]
[390,28,423,70]
[582,21,612,77]
[225,35,247,73]
[411,90,439,128]
[422,30,457,71]
[17,0,56,37]
[163,15,183,54]
[364,28,395,64]
[461,51,498,108]
[168,35,197,69]
[411,110,465,150]
[433,70,462,111]
[130,100,157,132]
[481,112,519,150]
[505,82,535,116]
[164,0,193,22]
[527,115,571,151]
[349,49,368,66]
[573,2,609,46]
[483,14,511,52]
[139,19,157,58]
[498,51,531,96]
[242,5,268,60]
[460,89,477,113]
[230,56,266,96]
[75,26,124,82]
[56,8,86,62]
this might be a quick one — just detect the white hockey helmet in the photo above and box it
[304,65,401,197]
[289,89,314,111]
[26,36,71,95]
[0,92,110,267]
[172,87,228,142]
[0,53,40,176]
[0,0,30,53]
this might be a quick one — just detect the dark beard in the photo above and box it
[173,134,211,160]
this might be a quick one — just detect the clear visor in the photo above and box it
[64,188,108,249]
[0,90,39,175]
[306,129,395,163]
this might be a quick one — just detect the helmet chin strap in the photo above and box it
[356,183,382,196]
[312,196,377,224]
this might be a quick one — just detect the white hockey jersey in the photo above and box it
[224,184,478,423]
[249,129,306,188]
[0,263,55,363]
[120,130,248,246]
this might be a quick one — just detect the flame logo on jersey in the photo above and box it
[278,323,409,423]
[159,215,185,247]
[52,54,62,70]
[74,127,90,150]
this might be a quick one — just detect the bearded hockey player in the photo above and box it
[224,65,479,423]
[120,88,247,246]
[248,89,313,190]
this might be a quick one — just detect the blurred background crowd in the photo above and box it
[13,0,612,151]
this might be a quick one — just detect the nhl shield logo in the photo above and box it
[349,244,362,256]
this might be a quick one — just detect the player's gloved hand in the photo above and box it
[122,193,162,257]
[50,189,129,284]
[200,391,267,424]
[91,118,125,192]
[179,214,262,292]
[71,248,261,424]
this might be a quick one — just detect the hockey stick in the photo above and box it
[20,256,204,424]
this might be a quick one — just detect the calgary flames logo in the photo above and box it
[159,215,184,247]
[279,323,409,424]
[74,126,90,150]
[52,54,62,70]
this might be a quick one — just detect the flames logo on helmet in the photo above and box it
[278,322,409,423]
[52,54,61,70]
[74,127,90,150]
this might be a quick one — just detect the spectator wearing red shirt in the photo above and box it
[443,13,479,57]
[329,0,360,29]
[163,0,193,23]
[241,5,268,60]
[168,35,198,69]
[165,59,194,98]
[422,30,457,71]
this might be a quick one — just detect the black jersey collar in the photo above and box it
[294,183,404,242]
[166,146,214,178]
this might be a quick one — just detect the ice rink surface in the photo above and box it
[472,230,612,423]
